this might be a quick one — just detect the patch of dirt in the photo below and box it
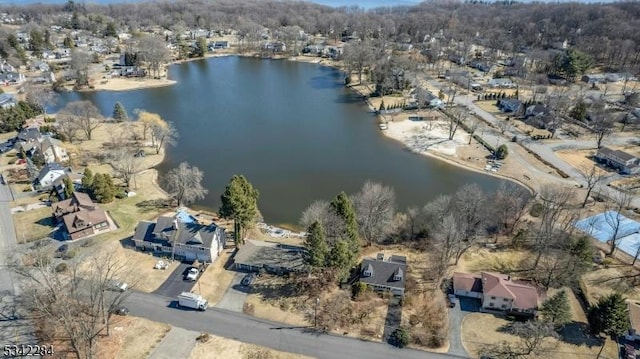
[582,265,640,304]
[95,317,170,359]
[556,150,609,177]
[188,334,313,359]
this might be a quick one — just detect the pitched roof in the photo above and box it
[453,272,483,293]
[135,214,223,250]
[36,162,67,183]
[52,191,95,217]
[359,257,406,290]
[481,272,538,311]
[62,208,108,234]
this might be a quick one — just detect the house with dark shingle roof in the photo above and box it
[35,162,72,188]
[595,147,640,174]
[132,210,225,263]
[358,253,407,297]
[52,192,110,240]
[453,271,539,317]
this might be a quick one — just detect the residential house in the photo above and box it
[359,253,407,297]
[264,41,286,53]
[595,147,640,174]
[470,60,494,73]
[0,93,17,109]
[453,271,539,316]
[0,71,24,85]
[626,301,640,342]
[16,136,69,163]
[211,41,229,49]
[52,191,110,240]
[233,239,306,274]
[582,74,606,85]
[497,98,523,113]
[132,210,226,263]
[17,128,41,142]
[34,162,72,188]
[488,78,516,88]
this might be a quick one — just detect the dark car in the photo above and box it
[0,174,4,185]
[447,294,457,308]
[241,274,256,286]
[110,307,130,316]
[55,244,69,257]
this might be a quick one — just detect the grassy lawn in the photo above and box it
[189,334,313,359]
[582,264,640,304]
[195,248,237,306]
[12,207,55,243]
[461,311,619,359]
[95,317,170,359]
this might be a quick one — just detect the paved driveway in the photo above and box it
[153,263,196,298]
[148,326,198,359]
[447,296,480,358]
[215,272,249,312]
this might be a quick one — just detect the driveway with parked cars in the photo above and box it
[153,263,197,298]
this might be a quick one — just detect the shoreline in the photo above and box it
[71,52,534,203]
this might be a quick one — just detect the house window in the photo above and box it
[489,303,494,307]
[503,298,509,302]
[490,296,496,300]
[501,304,507,309]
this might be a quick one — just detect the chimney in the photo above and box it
[376,253,384,261]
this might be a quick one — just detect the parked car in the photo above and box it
[447,294,457,308]
[241,273,256,286]
[107,280,128,292]
[110,307,130,316]
[0,174,4,185]
[55,244,69,258]
[185,267,199,281]
[154,260,169,270]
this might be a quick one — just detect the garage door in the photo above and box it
[184,252,196,261]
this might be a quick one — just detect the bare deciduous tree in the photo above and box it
[496,119,511,135]
[152,121,179,154]
[352,181,396,246]
[604,190,634,255]
[70,49,91,88]
[532,185,574,268]
[447,107,467,140]
[109,149,140,189]
[137,35,172,78]
[56,111,81,143]
[342,40,374,85]
[480,321,558,359]
[300,200,345,244]
[163,161,208,207]
[24,83,57,117]
[63,101,103,140]
[492,182,532,235]
[13,252,133,359]
[577,164,607,208]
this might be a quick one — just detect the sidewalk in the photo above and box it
[148,326,199,359]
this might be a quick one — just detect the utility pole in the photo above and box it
[314,297,319,328]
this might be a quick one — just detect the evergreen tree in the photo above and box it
[378,100,385,112]
[104,22,118,37]
[63,176,74,199]
[219,175,260,246]
[330,192,360,267]
[26,158,38,181]
[496,144,509,159]
[569,99,588,121]
[63,36,75,48]
[540,290,572,328]
[112,102,128,122]
[92,173,115,203]
[588,292,629,337]
[81,168,93,191]
[328,239,351,281]
[194,37,208,58]
[304,221,328,267]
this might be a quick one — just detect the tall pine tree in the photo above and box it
[588,292,629,337]
[81,168,93,191]
[62,176,74,199]
[329,239,351,281]
[330,192,360,267]
[219,175,260,246]
[112,102,128,122]
[304,221,328,267]
[540,290,572,328]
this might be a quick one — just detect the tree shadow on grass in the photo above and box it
[558,321,603,347]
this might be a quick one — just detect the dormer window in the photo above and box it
[362,263,373,277]
[393,267,403,281]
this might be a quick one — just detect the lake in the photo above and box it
[56,56,505,226]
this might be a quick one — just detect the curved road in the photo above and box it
[124,291,464,359]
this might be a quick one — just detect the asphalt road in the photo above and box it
[153,263,197,297]
[124,291,464,359]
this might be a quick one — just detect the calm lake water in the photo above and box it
[56,56,505,226]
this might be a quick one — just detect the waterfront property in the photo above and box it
[575,211,640,258]
[132,210,226,263]
[359,253,407,297]
[52,191,110,240]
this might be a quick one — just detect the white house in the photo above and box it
[627,301,640,341]
[35,162,70,188]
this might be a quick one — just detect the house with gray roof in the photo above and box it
[0,93,17,109]
[359,253,407,297]
[595,147,640,174]
[35,162,72,188]
[233,239,306,274]
[132,210,226,263]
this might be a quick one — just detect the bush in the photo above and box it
[195,333,210,343]
[115,188,127,199]
[62,250,76,260]
[390,327,410,348]
[352,282,369,300]
[22,186,32,192]
[530,203,544,217]
[8,159,16,165]
[55,263,68,272]
[496,144,509,160]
